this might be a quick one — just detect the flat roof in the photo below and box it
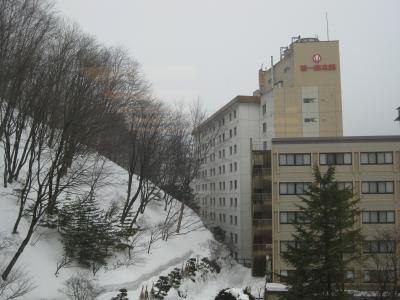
[272,135,400,145]
[195,95,260,131]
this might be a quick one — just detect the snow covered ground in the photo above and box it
[0,148,264,300]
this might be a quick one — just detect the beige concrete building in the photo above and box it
[258,36,343,144]
[271,135,400,287]
[194,36,346,275]
[251,36,344,276]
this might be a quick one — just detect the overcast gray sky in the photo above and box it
[54,0,400,136]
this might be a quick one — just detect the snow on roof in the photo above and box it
[265,283,288,292]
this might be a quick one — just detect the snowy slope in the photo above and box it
[0,151,214,299]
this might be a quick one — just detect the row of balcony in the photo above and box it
[253,218,272,226]
[253,166,272,176]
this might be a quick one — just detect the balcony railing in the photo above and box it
[252,167,271,176]
[253,244,268,252]
[253,218,272,226]
[252,193,272,203]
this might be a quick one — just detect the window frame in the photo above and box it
[320,153,352,165]
[279,182,311,195]
[279,153,311,166]
[361,181,394,194]
[362,211,395,224]
[280,211,308,224]
[360,152,393,165]
[363,240,396,253]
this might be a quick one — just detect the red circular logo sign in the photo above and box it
[312,53,321,63]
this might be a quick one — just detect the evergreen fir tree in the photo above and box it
[282,166,363,300]
[59,192,117,268]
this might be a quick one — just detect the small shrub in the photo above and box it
[214,288,255,300]
[59,273,104,300]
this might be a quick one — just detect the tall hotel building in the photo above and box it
[193,36,400,284]
[194,36,343,267]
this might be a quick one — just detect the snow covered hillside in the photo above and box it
[0,149,264,300]
[0,150,212,299]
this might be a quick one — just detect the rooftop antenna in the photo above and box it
[325,12,330,41]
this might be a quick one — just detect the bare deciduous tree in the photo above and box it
[146,224,163,254]
[0,263,36,300]
[59,273,104,300]
[361,230,400,300]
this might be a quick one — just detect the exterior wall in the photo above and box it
[271,137,400,285]
[237,103,261,260]
[259,39,343,144]
[193,96,261,262]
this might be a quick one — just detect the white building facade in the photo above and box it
[194,96,261,262]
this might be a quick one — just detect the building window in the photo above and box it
[262,104,266,115]
[303,97,316,103]
[230,198,233,207]
[234,234,238,243]
[234,216,237,225]
[263,141,267,150]
[361,181,394,194]
[234,180,237,190]
[280,270,295,282]
[230,215,233,224]
[363,240,396,253]
[234,198,237,208]
[304,117,318,123]
[279,183,310,195]
[263,122,267,133]
[280,240,296,253]
[362,211,395,224]
[360,152,393,165]
[233,110,236,118]
[229,146,232,155]
[229,129,232,138]
[279,153,311,166]
[320,153,352,165]
[280,211,308,224]
[234,145,237,154]
[364,270,395,283]
[337,182,353,191]
[234,162,237,171]
[229,163,232,172]
[233,127,237,136]
[345,270,355,283]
